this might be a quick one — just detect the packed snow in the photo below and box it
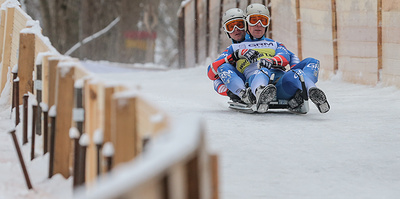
[0,61,400,199]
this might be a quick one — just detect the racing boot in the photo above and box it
[288,90,304,110]
[238,87,256,105]
[254,84,276,113]
[288,89,309,114]
[309,87,330,113]
[227,90,244,103]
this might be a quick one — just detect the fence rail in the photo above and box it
[179,0,400,88]
[1,1,219,198]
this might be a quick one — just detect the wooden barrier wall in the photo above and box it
[381,1,400,87]
[1,1,218,198]
[180,0,400,88]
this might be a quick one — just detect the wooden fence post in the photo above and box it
[94,129,104,176]
[41,103,49,154]
[47,58,60,108]
[178,7,186,68]
[331,0,338,73]
[79,133,89,186]
[17,32,36,103]
[210,154,219,199]
[35,62,43,135]
[74,81,85,134]
[13,77,20,125]
[186,155,200,199]
[266,0,272,39]
[84,82,101,184]
[70,127,81,188]
[48,105,56,178]
[0,7,15,92]
[103,86,125,144]
[111,93,138,166]
[194,0,199,64]
[31,102,37,160]
[218,0,224,52]
[53,64,75,178]
[295,0,302,60]
[11,71,17,111]
[0,8,6,64]
[40,54,53,105]
[10,129,33,190]
[102,142,114,172]
[377,0,382,81]
[22,94,29,144]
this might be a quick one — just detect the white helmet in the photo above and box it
[245,3,270,39]
[222,8,245,24]
[245,3,270,17]
[222,8,245,42]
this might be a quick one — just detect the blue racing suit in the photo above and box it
[207,34,291,97]
[208,34,321,101]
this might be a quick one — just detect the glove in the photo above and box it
[257,58,273,69]
[232,49,260,63]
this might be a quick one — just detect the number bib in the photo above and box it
[231,41,277,73]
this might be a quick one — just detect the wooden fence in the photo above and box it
[75,118,219,199]
[179,0,400,88]
[1,1,219,198]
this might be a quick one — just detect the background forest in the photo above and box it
[21,0,181,67]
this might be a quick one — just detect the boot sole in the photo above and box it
[256,85,276,113]
[288,90,304,109]
[309,87,330,113]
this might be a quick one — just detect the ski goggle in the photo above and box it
[223,18,245,33]
[246,14,270,27]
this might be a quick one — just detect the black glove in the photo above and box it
[257,58,273,69]
[232,49,260,63]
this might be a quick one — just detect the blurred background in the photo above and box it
[21,0,182,67]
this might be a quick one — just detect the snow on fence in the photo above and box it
[180,0,400,88]
[1,1,219,198]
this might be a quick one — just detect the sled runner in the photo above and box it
[228,98,309,114]
[228,74,311,114]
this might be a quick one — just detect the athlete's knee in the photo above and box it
[217,63,234,73]
[302,59,320,83]
[283,70,303,87]
[303,57,319,64]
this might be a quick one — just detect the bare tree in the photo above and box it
[24,0,180,66]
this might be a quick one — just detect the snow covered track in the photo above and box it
[93,65,400,199]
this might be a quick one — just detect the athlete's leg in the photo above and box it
[291,57,320,83]
[276,70,302,100]
[248,68,270,95]
[217,63,246,96]
[247,66,277,113]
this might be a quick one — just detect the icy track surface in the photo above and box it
[94,64,400,199]
[1,61,399,199]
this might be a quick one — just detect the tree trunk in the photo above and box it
[29,0,179,65]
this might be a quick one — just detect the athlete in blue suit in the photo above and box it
[208,4,330,113]
[208,8,247,102]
